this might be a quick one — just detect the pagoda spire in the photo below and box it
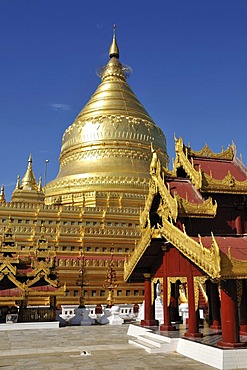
[0,185,6,203]
[38,176,42,192]
[109,24,119,59]
[15,175,21,190]
[21,154,37,190]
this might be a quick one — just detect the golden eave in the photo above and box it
[175,194,217,218]
[221,252,247,279]
[140,180,157,229]
[174,137,247,194]
[187,143,234,160]
[202,171,247,194]
[124,226,155,281]
[124,219,221,282]
[145,152,216,223]
[173,137,202,190]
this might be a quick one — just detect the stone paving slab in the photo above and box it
[0,324,218,369]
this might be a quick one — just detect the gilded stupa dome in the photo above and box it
[45,28,168,206]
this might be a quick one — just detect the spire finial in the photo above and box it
[0,185,6,203]
[21,154,37,190]
[109,24,119,59]
[15,175,21,189]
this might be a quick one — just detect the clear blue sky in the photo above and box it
[1,0,247,201]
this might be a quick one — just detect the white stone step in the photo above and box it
[129,333,177,354]
[143,332,172,344]
[128,338,167,353]
[137,334,169,348]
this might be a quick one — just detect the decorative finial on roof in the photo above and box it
[38,176,42,192]
[109,24,119,59]
[21,154,37,190]
[0,185,6,203]
[15,175,21,189]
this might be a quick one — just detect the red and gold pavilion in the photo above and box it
[124,136,247,348]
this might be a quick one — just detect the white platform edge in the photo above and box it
[0,321,60,331]
[128,324,247,370]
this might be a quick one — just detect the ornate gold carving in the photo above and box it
[194,276,207,310]
[124,227,154,281]
[220,252,247,279]
[202,171,247,194]
[236,279,242,307]
[173,137,202,189]
[46,176,150,190]
[148,157,178,223]
[60,147,152,169]
[175,193,217,218]
[187,143,234,160]
[154,168,178,222]
[61,115,167,156]
[140,180,157,229]
[158,219,220,279]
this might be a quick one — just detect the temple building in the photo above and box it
[1,28,247,348]
[124,137,247,347]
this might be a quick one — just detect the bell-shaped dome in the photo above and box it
[45,29,168,206]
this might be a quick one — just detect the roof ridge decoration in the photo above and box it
[0,255,18,276]
[140,179,157,229]
[0,185,6,203]
[124,218,221,281]
[150,149,178,222]
[233,147,247,175]
[220,248,247,279]
[202,171,247,194]
[124,226,155,281]
[187,142,234,160]
[160,221,220,279]
[175,193,217,218]
[174,137,202,190]
[1,217,17,251]
[146,148,216,222]
[0,267,25,292]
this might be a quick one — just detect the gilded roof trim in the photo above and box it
[202,171,247,194]
[174,137,202,190]
[140,179,157,229]
[220,251,247,279]
[124,217,221,281]
[175,194,217,218]
[150,156,178,222]
[157,220,221,279]
[187,143,234,160]
[124,226,155,281]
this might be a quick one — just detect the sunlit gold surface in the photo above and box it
[11,155,45,204]
[45,32,168,206]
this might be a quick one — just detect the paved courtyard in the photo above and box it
[0,324,219,370]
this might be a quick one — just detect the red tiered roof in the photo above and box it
[0,287,22,297]
[192,235,247,261]
[193,158,247,181]
[167,178,204,204]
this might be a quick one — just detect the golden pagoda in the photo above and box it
[45,26,168,207]
[0,28,168,308]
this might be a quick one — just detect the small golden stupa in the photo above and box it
[45,26,168,207]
